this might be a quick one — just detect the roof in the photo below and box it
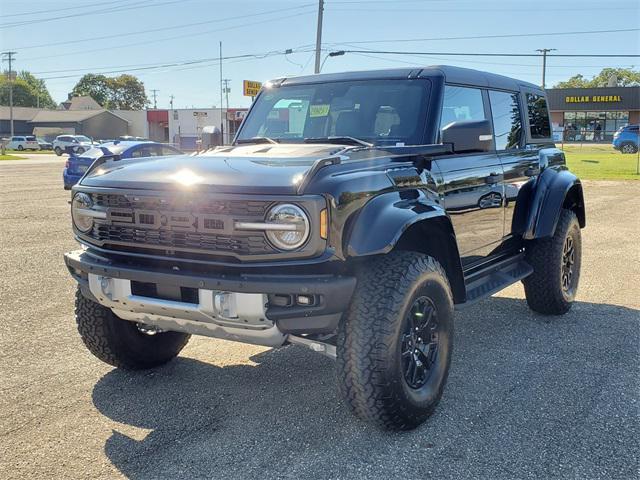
[59,95,102,111]
[0,106,42,121]
[29,109,128,123]
[278,65,541,92]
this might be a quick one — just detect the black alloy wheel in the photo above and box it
[401,296,440,389]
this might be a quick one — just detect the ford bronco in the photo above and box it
[65,66,585,430]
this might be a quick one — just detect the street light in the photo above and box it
[320,50,345,73]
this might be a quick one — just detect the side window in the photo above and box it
[489,90,522,150]
[161,146,180,155]
[526,93,551,139]
[440,85,486,133]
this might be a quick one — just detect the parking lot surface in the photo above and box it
[1,161,639,479]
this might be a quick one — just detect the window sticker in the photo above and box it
[309,104,330,117]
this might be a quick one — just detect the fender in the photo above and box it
[345,190,448,257]
[523,168,585,240]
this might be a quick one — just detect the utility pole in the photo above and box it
[169,94,174,110]
[222,79,231,110]
[314,0,324,74]
[219,41,225,144]
[150,89,159,109]
[2,51,17,137]
[536,48,556,89]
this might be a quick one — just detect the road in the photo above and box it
[1,161,639,480]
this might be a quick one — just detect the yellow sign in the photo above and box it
[565,95,622,103]
[243,80,262,97]
[309,104,330,117]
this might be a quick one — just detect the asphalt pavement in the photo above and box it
[1,161,638,479]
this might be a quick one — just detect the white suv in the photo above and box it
[7,135,40,151]
[53,135,95,156]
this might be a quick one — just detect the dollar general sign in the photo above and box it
[243,80,262,97]
[565,95,622,103]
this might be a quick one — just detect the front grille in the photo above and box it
[92,193,268,216]
[92,224,271,254]
[84,192,276,259]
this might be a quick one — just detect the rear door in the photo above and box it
[487,89,539,239]
[437,85,506,266]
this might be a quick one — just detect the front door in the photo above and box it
[437,85,505,266]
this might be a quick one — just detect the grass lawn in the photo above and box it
[5,149,54,154]
[560,144,640,180]
[0,154,27,160]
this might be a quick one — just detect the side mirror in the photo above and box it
[441,119,493,153]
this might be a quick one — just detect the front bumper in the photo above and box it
[65,249,356,341]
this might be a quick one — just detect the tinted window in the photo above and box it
[238,79,431,146]
[526,93,551,138]
[440,85,486,133]
[160,145,181,155]
[489,90,522,150]
[25,136,36,141]
[130,146,159,158]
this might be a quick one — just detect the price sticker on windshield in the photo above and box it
[309,104,330,117]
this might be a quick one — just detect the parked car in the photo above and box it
[36,137,53,150]
[7,135,40,151]
[64,66,585,430]
[612,124,639,153]
[52,135,96,156]
[62,140,183,189]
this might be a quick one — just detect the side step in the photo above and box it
[455,255,533,310]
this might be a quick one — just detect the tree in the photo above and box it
[554,67,640,88]
[71,73,149,110]
[0,70,57,108]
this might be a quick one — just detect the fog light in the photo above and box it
[297,295,313,306]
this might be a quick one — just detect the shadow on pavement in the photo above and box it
[92,296,640,480]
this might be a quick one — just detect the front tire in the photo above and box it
[75,289,191,370]
[54,146,62,156]
[523,208,582,315]
[337,252,454,430]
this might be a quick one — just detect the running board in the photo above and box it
[455,256,533,310]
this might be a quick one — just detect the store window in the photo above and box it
[563,111,629,141]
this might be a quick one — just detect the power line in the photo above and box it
[1,0,131,18]
[20,11,316,61]
[333,49,640,58]
[328,28,640,46]
[0,0,188,29]
[8,4,316,51]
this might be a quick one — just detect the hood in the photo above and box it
[80,144,344,194]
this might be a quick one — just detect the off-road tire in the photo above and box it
[523,208,582,315]
[75,288,190,369]
[337,252,454,430]
[54,146,62,156]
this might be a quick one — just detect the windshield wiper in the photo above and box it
[303,136,373,147]
[236,136,279,145]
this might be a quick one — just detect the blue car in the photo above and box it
[63,141,183,189]
[612,124,639,154]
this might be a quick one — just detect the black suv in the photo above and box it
[65,66,585,430]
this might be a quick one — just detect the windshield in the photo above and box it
[237,79,431,146]
[75,135,92,142]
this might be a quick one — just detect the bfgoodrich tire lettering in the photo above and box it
[523,208,582,315]
[75,288,190,369]
[337,251,454,430]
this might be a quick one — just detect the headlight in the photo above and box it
[265,204,310,250]
[71,192,94,233]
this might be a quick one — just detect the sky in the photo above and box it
[1,0,639,109]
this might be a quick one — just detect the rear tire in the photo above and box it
[17,145,23,151]
[54,146,62,156]
[75,288,190,370]
[523,208,582,315]
[337,252,454,430]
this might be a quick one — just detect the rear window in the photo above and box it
[25,136,36,141]
[526,93,551,139]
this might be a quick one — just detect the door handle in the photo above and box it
[485,172,503,184]
[525,165,541,177]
